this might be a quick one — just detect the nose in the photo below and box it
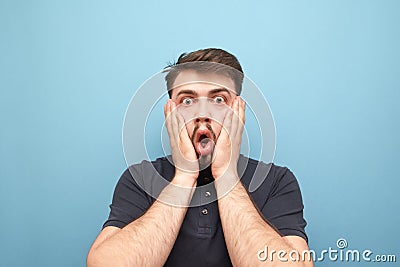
[195,116,210,123]
[194,98,211,123]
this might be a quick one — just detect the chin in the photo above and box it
[198,153,213,171]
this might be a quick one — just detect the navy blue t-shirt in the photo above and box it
[103,155,308,267]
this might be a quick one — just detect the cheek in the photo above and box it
[211,107,229,131]
[185,124,195,138]
[210,107,230,139]
[180,110,193,123]
[176,104,196,122]
[211,111,225,126]
[178,112,196,138]
[212,123,223,139]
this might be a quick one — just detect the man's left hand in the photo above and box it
[211,96,245,180]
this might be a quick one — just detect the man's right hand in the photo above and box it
[164,99,199,186]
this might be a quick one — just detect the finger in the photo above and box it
[223,107,234,134]
[165,100,173,137]
[220,107,233,142]
[164,100,168,117]
[240,99,246,123]
[170,101,179,141]
[230,96,240,138]
[164,99,170,130]
[164,99,170,117]
[237,98,246,136]
[177,111,189,141]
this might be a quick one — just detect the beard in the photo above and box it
[198,153,213,171]
[191,124,216,171]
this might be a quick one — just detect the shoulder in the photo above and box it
[120,157,175,199]
[239,155,299,194]
[126,156,175,180]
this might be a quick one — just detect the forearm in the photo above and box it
[216,177,304,267]
[88,176,195,267]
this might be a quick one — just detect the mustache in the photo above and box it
[191,124,216,145]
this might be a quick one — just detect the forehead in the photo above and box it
[170,70,236,98]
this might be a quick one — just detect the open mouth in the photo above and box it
[199,134,209,147]
[194,130,215,156]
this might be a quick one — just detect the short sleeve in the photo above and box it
[261,168,308,243]
[102,166,152,229]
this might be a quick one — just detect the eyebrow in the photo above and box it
[175,89,198,98]
[208,88,236,96]
[175,87,235,98]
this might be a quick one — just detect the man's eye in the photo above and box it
[213,96,225,104]
[182,98,194,105]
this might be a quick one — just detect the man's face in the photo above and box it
[170,70,237,168]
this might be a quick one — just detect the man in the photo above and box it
[87,48,313,266]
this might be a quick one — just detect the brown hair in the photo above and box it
[164,48,244,97]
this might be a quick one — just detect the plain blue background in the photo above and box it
[1,1,399,266]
